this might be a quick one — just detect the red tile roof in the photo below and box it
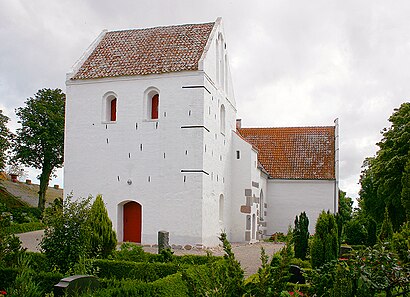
[238,127,335,180]
[72,22,215,80]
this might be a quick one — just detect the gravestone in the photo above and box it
[289,265,305,284]
[339,245,352,258]
[54,275,99,296]
[158,230,171,253]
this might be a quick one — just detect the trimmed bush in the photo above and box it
[92,259,180,281]
[25,252,50,272]
[4,222,45,234]
[112,243,221,264]
[32,271,64,294]
[112,242,147,262]
[84,273,189,297]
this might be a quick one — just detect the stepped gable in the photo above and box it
[238,127,335,180]
[72,22,215,80]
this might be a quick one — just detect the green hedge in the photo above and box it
[0,267,18,289]
[33,271,64,293]
[171,254,221,265]
[112,243,221,265]
[92,259,181,282]
[0,267,62,294]
[4,222,45,234]
[25,252,50,272]
[81,273,188,297]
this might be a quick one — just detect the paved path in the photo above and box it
[18,230,283,277]
[16,229,44,252]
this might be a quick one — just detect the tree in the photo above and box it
[88,195,117,258]
[310,211,339,268]
[293,211,309,260]
[337,190,353,243]
[13,89,65,211]
[0,110,12,171]
[359,103,410,230]
[40,195,91,273]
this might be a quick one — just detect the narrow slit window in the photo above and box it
[236,151,240,159]
[110,98,117,121]
[151,94,159,119]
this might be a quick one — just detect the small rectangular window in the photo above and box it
[236,151,240,159]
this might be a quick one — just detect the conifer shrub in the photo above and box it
[310,211,339,268]
[88,195,117,258]
[379,206,394,242]
[293,212,309,260]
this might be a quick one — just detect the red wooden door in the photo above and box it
[123,202,142,243]
[151,94,159,119]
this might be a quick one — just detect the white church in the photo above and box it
[64,18,339,247]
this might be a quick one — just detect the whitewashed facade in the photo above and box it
[65,18,338,247]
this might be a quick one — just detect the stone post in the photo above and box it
[158,230,170,253]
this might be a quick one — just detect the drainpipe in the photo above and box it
[334,118,340,213]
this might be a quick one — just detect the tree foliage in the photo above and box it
[88,194,117,258]
[310,211,339,268]
[345,218,368,245]
[359,102,410,230]
[293,211,309,260]
[0,110,12,171]
[40,195,91,273]
[13,88,65,211]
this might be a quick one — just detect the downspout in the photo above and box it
[334,118,340,213]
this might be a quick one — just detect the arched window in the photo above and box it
[219,194,224,223]
[151,94,159,120]
[144,88,160,120]
[110,98,117,121]
[217,33,225,91]
[102,92,118,123]
[216,37,220,85]
[220,104,226,134]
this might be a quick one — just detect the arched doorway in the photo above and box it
[123,201,142,243]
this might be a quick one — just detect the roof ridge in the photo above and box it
[239,126,334,129]
[107,21,215,34]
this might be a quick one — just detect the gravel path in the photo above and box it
[18,230,283,277]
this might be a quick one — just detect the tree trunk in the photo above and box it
[38,165,52,212]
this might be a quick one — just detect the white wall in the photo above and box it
[65,71,209,245]
[266,179,336,235]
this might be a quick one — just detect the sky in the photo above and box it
[1,0,410,202]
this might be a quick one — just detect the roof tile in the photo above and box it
[238,127,335,180]
[72,22,215,80]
